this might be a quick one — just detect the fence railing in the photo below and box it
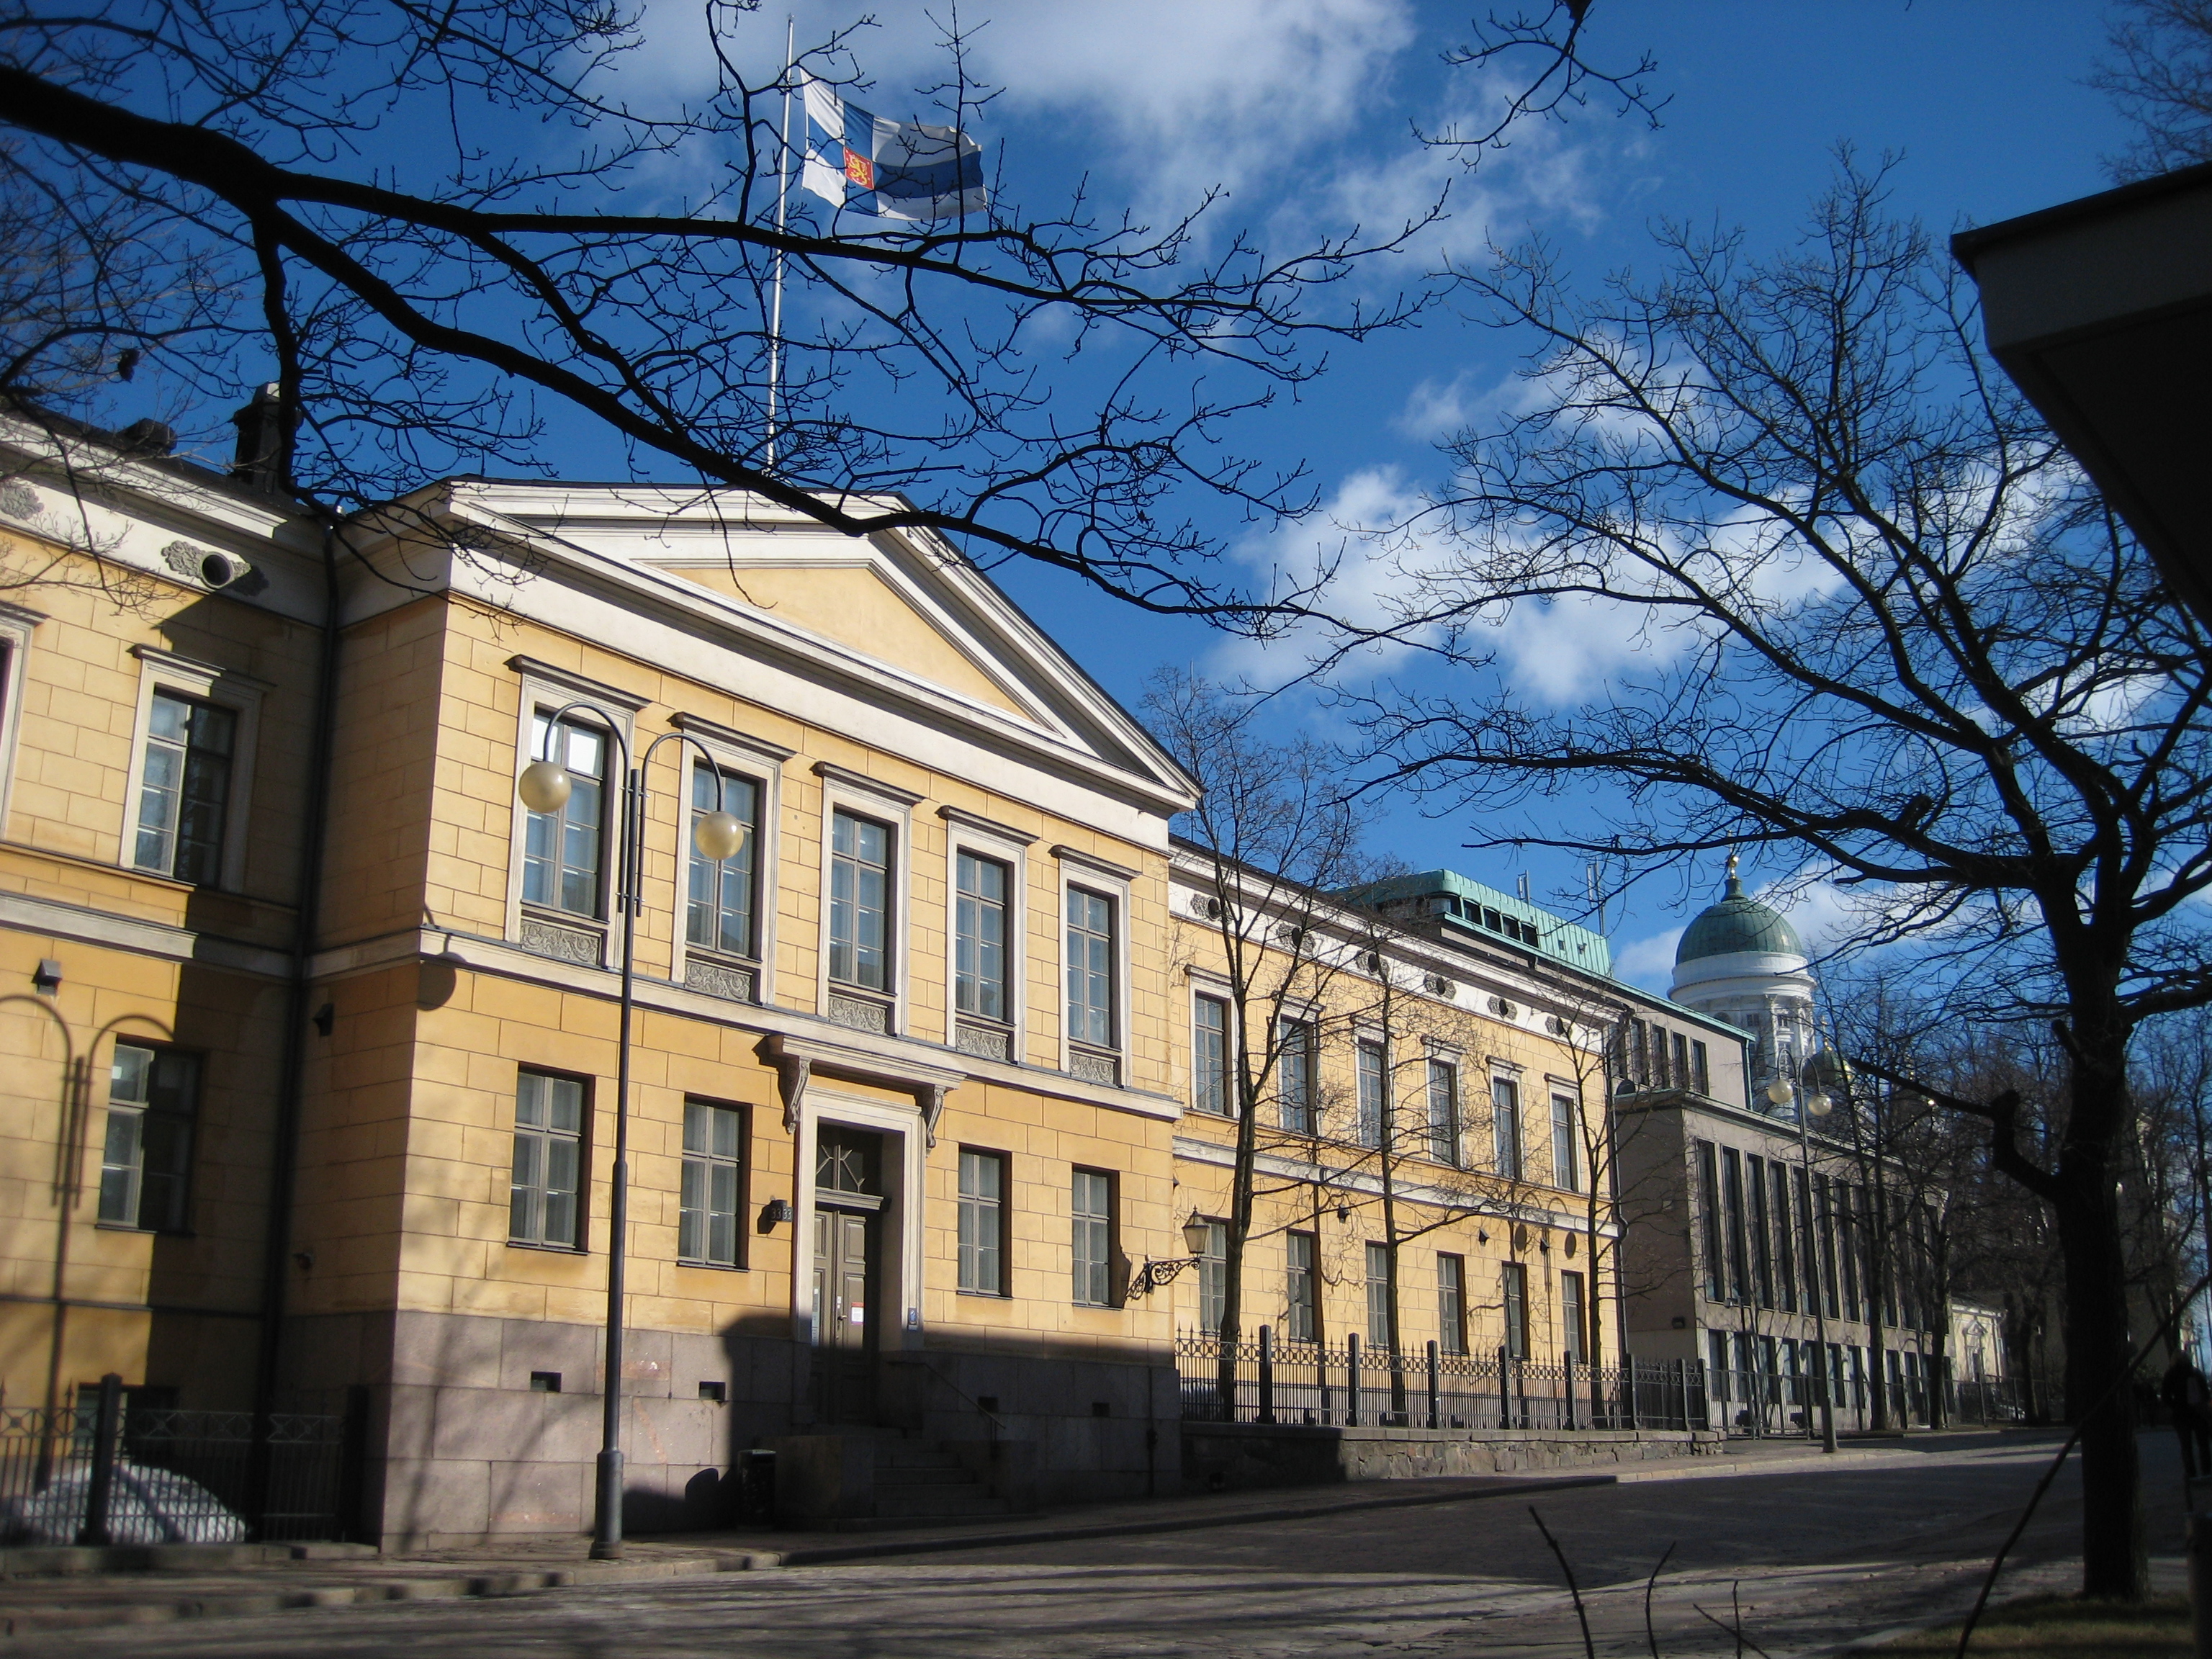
[1704,1362,2024,1436]
[1176,1331,1708,1433]
[0,1376,364,1545]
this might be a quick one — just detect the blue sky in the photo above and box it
[624,1,2132,990]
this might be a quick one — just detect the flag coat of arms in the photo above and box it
[799,71,987,222]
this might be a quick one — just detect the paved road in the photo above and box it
[15,1433,2190,1659]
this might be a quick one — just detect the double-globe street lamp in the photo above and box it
[517,706,747,1560]
[1765,1048,1849,1455]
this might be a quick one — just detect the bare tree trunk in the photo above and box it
[2059,1030,2147,1600]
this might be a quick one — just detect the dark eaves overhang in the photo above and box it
[1952,161,2212,625]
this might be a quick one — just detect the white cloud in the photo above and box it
[1210,464,1446,684]
[1614,925,1683,989]
[670,1,1419,217]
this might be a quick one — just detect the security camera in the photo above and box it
[198,549,252,588]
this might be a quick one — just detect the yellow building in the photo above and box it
[1161,856,1650,1398]
[0,413,1202,1542]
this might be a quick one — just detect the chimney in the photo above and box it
[230,383,286,492]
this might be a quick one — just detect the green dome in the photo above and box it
[1676,862,1802,964]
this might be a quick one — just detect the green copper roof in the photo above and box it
[1676,863,1802,964]
[1341,869,1612,976]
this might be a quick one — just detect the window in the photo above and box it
[1691,1039,1711,1094]
[1561,1269,1586,1362]
[1071,1169,1115,1307]
[1671,1031,1690,1090]
[1192,995,1232,1117]
[1772,1161,1797,1313]
[1277,1017,1317,1134]
[511,1071,584,1247]
[99,1043,199,1231]
[1748,1154,1774,1308]
[133,691,235,885]
[1357,1039,1388,1147]
[687,764,759,958]
[955,853,1011,1022]
[958,1149,1006,1295]
[679,1101,743,1267]
[523,716,606,917]
[1365,1242,1393,1349]
[1491,1073,1521,1179]
[1197,1219,1228,1332]
[1696,1141,1727,1300]
[1550,1093,1579,1191]
[1501,1262,1529,1359]
[1285,1231,1316,1341]
[1437,1254,1467,1354]
[828,810,892,991]
[1426,1058,1458,1164]
[1066,887,1116,1049]
[1722,1146,1750,1303]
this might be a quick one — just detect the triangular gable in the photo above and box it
[435,485,1198,812]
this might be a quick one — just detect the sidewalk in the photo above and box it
[0,1430,2044,1638]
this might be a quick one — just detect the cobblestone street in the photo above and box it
[6,1432,2188,1658]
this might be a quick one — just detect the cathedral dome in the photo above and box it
[1676,858,1802,965]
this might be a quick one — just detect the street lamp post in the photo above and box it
[518,710,745,1560]
[1767,1058,1842,1455]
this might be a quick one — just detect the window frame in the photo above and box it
[1355,1036,1388,1148]
[956,1146,1009,1296]
[1064,884,1119,1053]
[504,660,643,963]
[1501,1260,1530,1360]
[1285,1229,1316,1341]
[97,1039,202,1233]
[1560,1268,1586,1362]
[1195,1218,1228,1333]
[124,646,264,891]
[1491,1069,1523,1180]
[1191,988,1235,1118]
[1426,1053,1460,1166]
[669,715,791,1002]
[0,601,40,840]
[814,765,920,1034]
[509,1067,589,1251]
[1276,1014,1318,1136]
[1070,1166,1119,1309]
[1436,1252,1467,1354]
[1550,1090,1580,1192]
[1053,846,1134,1082]
[940,806,1034,1056]
[1364,1240,1393,1349]
[677,1097,748,1269]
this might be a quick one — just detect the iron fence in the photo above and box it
[1704,1361,2021,1436]
[0,1379,362,1544]
[1176,1331,1707,1432]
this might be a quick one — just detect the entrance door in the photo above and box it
[811,1203,877,1423]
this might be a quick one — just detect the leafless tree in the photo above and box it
[2092,0,2212,180]
[1342,156,2212,1599]
[0,0,1664,613]
[1146,670,1376,1404]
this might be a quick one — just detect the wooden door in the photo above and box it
[811,1204,877,1423]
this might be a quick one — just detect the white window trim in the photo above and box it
[667,714,791,1004]
[1352,1028,1390,1148]
[504,663,642,956]
[0,601,43,837]
[1188,974,1241,1120]
[815,763,920,1035]
[125,644,267,892]
[1054,849,1132,1076]
[939,806,1033,1053]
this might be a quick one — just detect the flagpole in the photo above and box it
[767,15,793,475]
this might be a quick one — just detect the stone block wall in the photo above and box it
[1181,1420,1725,1493]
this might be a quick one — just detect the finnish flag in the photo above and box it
[799,70,987,223]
